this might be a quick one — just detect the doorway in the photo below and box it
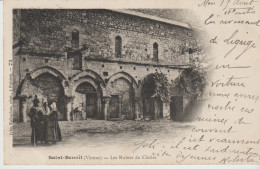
[170,96,183,121]
[85,93,97,119]
[108,95,120,119]
[75,82,98,120]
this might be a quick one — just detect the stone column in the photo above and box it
[102,97,110,120]
[19,95,28,123]
[134,99,141,120]
[65,96,74,121]
[97,97,102,119]
[163,102,170,119]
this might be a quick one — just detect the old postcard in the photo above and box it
[3,0,260,165]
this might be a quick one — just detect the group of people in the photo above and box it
[28,95,62,146]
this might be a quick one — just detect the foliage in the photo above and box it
[176,68,206,97]
[172,51,209,97]
[142,72,170,102]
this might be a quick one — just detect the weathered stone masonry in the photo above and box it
[13,9,200,122]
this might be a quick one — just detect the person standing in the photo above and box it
[46,102,62,144]
[28,95,45,146]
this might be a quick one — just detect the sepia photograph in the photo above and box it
[3,0,260,165]
[12,8,209,148]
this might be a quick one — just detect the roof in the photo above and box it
[111,9,192,29]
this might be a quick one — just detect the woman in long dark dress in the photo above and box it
[28,95,45,146]
[46,102,62,144]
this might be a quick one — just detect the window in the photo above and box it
[153,42,158,61]
[115,36,122,58]
[68,51,82,70]
[72,29,79,49]
[189,48,193,54]
[103,72,108,76]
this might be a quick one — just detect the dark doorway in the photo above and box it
[85,93,97,119]
[143,97,163,120]
[108,95,120,119]
[75,82,98,119]
[109,78,135,120]
[170,96,183,121]
[143,97,155,119]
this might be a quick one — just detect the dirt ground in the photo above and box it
[13,119,193,148]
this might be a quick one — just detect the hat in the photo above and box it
[33,95,40,106]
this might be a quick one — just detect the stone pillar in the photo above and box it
[97,97,102,119]
[19,95,28,123]
[134,99,142,120]
[65,96,74,121]
[163,102,170,119]
[102,97,110,120]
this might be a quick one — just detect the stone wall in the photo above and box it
[12,9,199,122]
[18,9,196,63]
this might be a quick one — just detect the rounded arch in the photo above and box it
[70,69,107,96]
[108,71,138,89]
[71,76,104,120]
[71,69,106,86]
[71,76,101,96]
[107,71,138,96]
[107,72,137,120]
[15,66,69,97]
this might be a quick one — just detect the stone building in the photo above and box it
[12,9,202,122]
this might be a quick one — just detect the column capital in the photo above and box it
[102,96,110,104]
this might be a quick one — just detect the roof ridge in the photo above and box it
[111,9,191,29]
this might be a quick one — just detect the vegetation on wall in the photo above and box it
[141,72,170,102]
[172,50,210,98]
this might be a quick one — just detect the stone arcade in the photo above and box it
[12,9,202,122]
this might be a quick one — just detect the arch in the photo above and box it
[70,69,107,96]
[108,71,138,90]
[107,72,137,120]
[139,73,167,120]
[15,66,69,97]
[115,36,122,58]
[71,69,106,87]
[71,76,103,120]
[71,76,100,96]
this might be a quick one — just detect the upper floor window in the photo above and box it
[68,51,82,70]
[115,36,122,58]
[153,42,159,61]
[72,29,79,49]
[73,52,82,70]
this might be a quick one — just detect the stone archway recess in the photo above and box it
[139,73,165,120]
[107,72,139,120]
[15,66,70,122]
[69,70,108,120]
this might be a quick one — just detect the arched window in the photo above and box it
[153,42,159,61]
[72,29,79,49]
[115,36,122,58]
